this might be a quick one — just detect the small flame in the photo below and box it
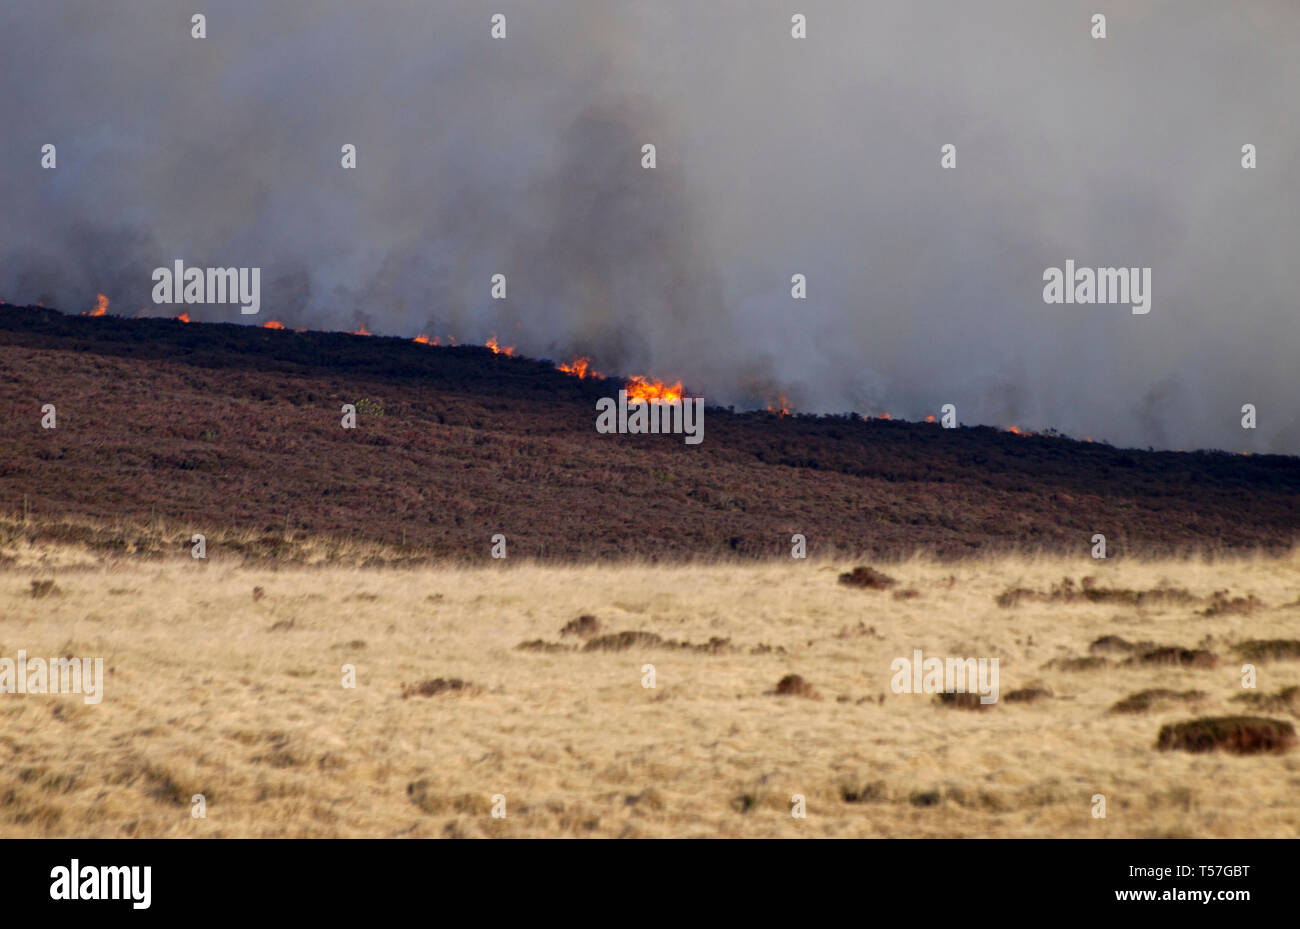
[350,323,371,337]
[89,293,109,316]
[486,334,515,356]
[263,320,285,329]
[765,393,792,417]
[175,312,191,323]
[924,414,936,423]
[625,375,684,404]
[558,356,602,380]
[1007,426,1022,435]
[413,334,434,345]
[877,412,892,421]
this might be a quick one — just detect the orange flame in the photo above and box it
[350,323,371,337]
[765,394,792,417]
[924,414,936,423]
[263,320,285,329]
[625,375,684,404]
[558,356,602,380]
[486,334,515,356]
[175,312,191,323]
[413,334,436,345]
[89,293,109,316]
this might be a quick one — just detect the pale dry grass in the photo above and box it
[2,544,1299,837]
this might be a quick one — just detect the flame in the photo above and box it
[558,356,602,380]
[625,375,684,404]
[413,334,434,344]
[1007,426,1022,435]
[765,393,792,417]
[350,323,371,337]
[89,293,109,316]
[175,312,190,323]
[263,320,285,329]
[486,334,515,356]
[924,414,936,423]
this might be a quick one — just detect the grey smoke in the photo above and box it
[1,1,1297,452]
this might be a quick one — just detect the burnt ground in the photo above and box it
[0,304,1297,561]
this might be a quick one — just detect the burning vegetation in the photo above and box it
[624,374,684,404]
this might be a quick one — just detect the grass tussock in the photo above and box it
[1156,717,1296,755]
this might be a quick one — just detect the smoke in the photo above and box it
[2,1,1297,451]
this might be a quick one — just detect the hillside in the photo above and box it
[0,304,1297,561]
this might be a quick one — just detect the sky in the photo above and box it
[2,1,1298,452]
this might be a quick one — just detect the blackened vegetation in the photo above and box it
[3,305,1299,561]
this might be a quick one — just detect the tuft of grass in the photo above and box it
[1126,647,1219,670]
[773,674,820,699]
[838,566,896,590]
[1156,716,1296,755]
[1234,640,1300,662]
[1110,689,1205,714]
[29,579,59,598]
[400,678,476,699]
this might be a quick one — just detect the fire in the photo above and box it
[350,323,371,337]
[625,375,684,404]
[558,356,602,380]
[765,393,792,417]
[1007,426,1022,435]
[175,312,190,323]
[924,414,936,423]
[89,293,109,316]
[413,334,437,345]
[486,334,515,356]
[263,320,285,329]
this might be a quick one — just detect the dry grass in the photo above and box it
[2,541,1299,837]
